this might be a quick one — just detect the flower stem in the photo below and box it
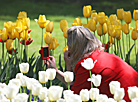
[29,90,32,102]
[89,70,93,88]
[41,28,44,47]
[68,82,70,90]
[50,80,52,86]
[2,42,4,67]
[119,40,123,59]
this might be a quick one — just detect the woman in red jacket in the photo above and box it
[46,26,138,102]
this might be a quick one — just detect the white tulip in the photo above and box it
[0,87,4,95]
[96,94,108,102]
[16,73,23,79]
[64,71,74,83]
[26,78,39,90]
[46,68,56,80]
[19,62,29,73]
[47,85,63,101]
[114,88,125,101]
[13,93,29,102]
[20,75,29,87]
[0,83,6,89]
[89,88,99,100]
[128,86,138,100]
[63,90,74,99]
[32,83,42,96]
[65,94,82,102]
[81,58,97,70]
[79,89,89,101]
[131,98,138,102]
[57,98,66,102]
[8,78,21,88]
[109,81,120,94]
[38,87,47,100]
[107,98,117,102]
[4,85,19,99]
[88,74,102,87]
[39,71,48,83]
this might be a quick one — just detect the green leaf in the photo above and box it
[23,49,27,62]
[125,44,135,65]
[136,51,138,62]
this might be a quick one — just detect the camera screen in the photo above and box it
[43,47,49,57]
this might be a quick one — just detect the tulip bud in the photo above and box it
[79,89,89,101]
[133,9,138,21]
[63,46,68,54]
[8,78,21,89]
[26,78,39,90]
[46,68,56,80]
[32,83,42,96]
[60,20,68,32]
[19,62,29,74]
[117,8,124,21]
[4,21,14,34]
[109,14,117,23]
[72,17,82,26]
[124,11,132,24]
[63,90,74,99]
[21,30,30,40]
[38,71,48,83]
[46,21,54,33]
[128,86,138,100]
[88,19,96,32]
[23,17,30,30]
[131,28,138,40]
[17,11,27,19]
[114,88,125,101]
[64,71,74,83]
[115,28,122,40]
[44,32,51,45]
[103,23,107,34]
[109,81,120,94]
[13,93,29,102]
[0,28,8,41]
[50,37,59,50]
[98,12,106,25]
[91,74,102,87]
[38,87,48,100]
[47,85,63,101]
[63,26,69,38]
[96,94,108,102]
[122,23,129,34]
[83,5,92,18]
[97,24,103,36]
[89,88,99,100]
[91,12,98,24]
[6,39,13,51]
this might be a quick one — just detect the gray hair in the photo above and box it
[67,26,103,70]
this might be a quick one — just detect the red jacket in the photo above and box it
[70,49,138,102]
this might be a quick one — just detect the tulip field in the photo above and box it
[0,0,138,102]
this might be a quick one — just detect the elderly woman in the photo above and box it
[46,26,138,102]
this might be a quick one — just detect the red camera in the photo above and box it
[40,46,49,60]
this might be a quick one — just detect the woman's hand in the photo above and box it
[64,51,72,71]
[45,56,58,71]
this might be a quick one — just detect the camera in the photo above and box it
[40,46,49,60]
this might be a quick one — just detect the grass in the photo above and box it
[0,0,138,69]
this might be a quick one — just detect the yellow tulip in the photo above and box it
[0,28,9,41]
[6,39,13,50]
[10,28,16,40]
[122,23,129,34]
[14,20,23,33]
[63,26,69,38]
[115,28,122,40]
[111,20,121,26]
[46,22,54,33]
[108,25,115,37]
[17,11,27,19]
[131,28,138,40]
[124,11,132,24]
[14,29,20,39]
[109,36,116,44]
[97,24,102,36]
[88,19,96,32]
[98,12,106,25]
[91,12,98,24]
[109,14,117,22]
[133,10,138,21]
[83,23,89,28]
[23,17,30,30]
[135,20,138,32]
[83,5,92,18]
[103,23,107,35]
[60,20,68,32]
[21,30,30,40]
[4,21,14,34]
[117,8,124,21]
[72,17,82,26]
[63,46,68,54]
[34,15,49,28]
[50,37,59,50]
[44,32,51,45]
